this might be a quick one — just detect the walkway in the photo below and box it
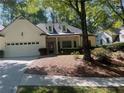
[21,74,124,87]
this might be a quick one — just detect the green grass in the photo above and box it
[17,86,124,93]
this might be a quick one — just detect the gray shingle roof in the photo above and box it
[37,23,82,35]
[0,25,4,31]
[115,25,124,34]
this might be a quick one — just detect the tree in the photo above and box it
[81,0,92,60]
[0,0,47,25]
[43,0,92,60]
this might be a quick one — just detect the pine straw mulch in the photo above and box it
[25,55,124,77]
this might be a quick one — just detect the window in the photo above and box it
[11,43,14,45]
[74,41,77,48]
[100,39,103,45]
[106,38,110,43]
[24,43,27,45]
[7,43,10,46]
[49,26,52,33]
[63,25,66,31]
[32,42,35,44]
[62,41,72,48]
[20,43,23,45]
[88,40,91,46]
[16,43,19,45]
[36,42,39,44]
[28,42,31,45]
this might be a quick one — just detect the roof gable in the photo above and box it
[37,22,83,35]
[1,17,46,35]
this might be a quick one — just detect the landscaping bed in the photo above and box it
[25,55,124,77]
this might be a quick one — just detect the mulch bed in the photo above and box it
[25,55,124,77]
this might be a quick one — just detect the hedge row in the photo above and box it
[101,42,124,51]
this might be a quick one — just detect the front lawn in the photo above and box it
[17,86,124,93]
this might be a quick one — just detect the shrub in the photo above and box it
[59,48,83,55]
[92,48,112,65]
[112,51,124,60]
[96,54,112,65]
[104,42,124,52]
[0,50,4,58]
[71,51,81,60]
[91,48,111,57]
[39,48,47,56]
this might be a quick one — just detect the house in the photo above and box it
[0,25,5,50]
[115,25,124,42]
[37,22,96,54]
[96,31,113,45]
[0,17,96,57]
[0,25,4,31]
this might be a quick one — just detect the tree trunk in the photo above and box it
[81,0,92,61]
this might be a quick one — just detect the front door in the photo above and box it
[47,41,56,55]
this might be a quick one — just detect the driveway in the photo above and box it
[0,57,35,93]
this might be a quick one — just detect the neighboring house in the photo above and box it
[37,22,96,54]
[0,25,4,31]
[0,25,5,50]
[96,31,113,45]
[0,17,96,57]
[115,25,124,42]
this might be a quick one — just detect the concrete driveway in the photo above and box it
[0,57,35,93]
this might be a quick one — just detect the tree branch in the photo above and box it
[106,0,124,20]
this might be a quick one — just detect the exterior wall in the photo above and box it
[2,19,46,57]
[88,36,96,46]
[0,37,5,50]
[119,34,124,42]
[96,32,112,45]
[80,35,96,47]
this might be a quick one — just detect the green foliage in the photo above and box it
[1,0,45,25]
[17,86,123,93]
[0,50,4,58]
[102,42,124,51]
[59,49,83,55]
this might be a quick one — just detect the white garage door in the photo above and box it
[5,42,41,57]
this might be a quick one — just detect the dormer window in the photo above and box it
[62,25,67,32]
[48,26,53,33]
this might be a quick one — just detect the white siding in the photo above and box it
[119,34,124,42]
[119,30,124,42]
[96,32,113,45]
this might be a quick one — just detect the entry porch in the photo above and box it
[46,35,82,55]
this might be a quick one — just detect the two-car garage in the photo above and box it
[0,17,46,58]
[4,41,41,57]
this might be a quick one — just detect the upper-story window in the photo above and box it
[48,26,53,33]
[106,38,110,43]
[62,25,67,32]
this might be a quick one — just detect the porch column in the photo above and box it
[78,35,81,47]
[56,37,59,54]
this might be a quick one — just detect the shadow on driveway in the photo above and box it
[0,59,31,93]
